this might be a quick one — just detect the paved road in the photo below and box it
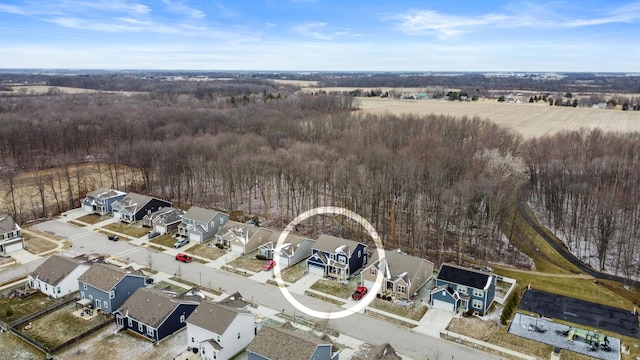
[21,219,504,360]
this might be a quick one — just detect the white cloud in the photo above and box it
[162,0,206,19]
[292,21,333,40]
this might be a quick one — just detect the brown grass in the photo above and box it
[185,243,226,260]
[227,251,265,273]
[370,298,427,321]
[309,277,359,299]
[101,223,149,238]
[76,214,111,225]
[281,261,307,283]
[0,331,44,359]
[0,293,57,323]
[23,235,58,254]
[149,234,176,247]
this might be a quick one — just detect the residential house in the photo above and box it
[28,255,91,298]
[77,263,147,313]
[351,342,401,360]
[186,300,256,360]
[80,188,126,215]
[111,192,172,224]
[142,207,184,234]
[306,234,367,280]
[218,291,250,310]
[115,287,204,343]
[215,221,259,251]
[247,324,338,360]
[258,233,315,269]
[178,206,228,243]
[430,263,497,315]
[0,214,24,255]
[230,225,279,256]
[361,250,433,300]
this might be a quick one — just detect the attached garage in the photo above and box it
[231,243,245,254]
[189,233,202,243]
[307,263,326,276]
[432,299,455,312]
[1,239,24,254]
[430,285,459,312]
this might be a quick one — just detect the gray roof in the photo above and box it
[77,263,142,292]
[217,291,249,309]
[314,234,364,256]
[30,255,84,286]
[370,250,433,285]
[86,187,125,199]
[0,215,18,234]
[145,207,184,225]
[247,325,330,360]
[352,342,402,360]
[183,206,224,223]
[116,287,202,328]
[186,300,249,335]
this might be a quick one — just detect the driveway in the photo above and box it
[413,308,455,338]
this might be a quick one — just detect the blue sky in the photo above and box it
[1,0,639,71]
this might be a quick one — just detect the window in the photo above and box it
[147,327,154,337]
[80,291,85,299]
[237,332,241,339]
[398,285,406,294]
[472,299,483,310]
[473,289,483,297]
[138,322,143,331]
[128,318,133,327]
[180,314,185,323]
[104,301,108,309]
[358,250,361,257]
[370,268,376,275]
[44,284,48,291]
[457,285,467,294]
[191,337,195,343]
[83,283,87,290]
[109,290,115,299]
[57,287,61,294]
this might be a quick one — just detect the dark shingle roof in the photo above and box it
[352,342,402,360]
[30,255,84,286]
[314,234,363,256]
[77,263,142,292]
[186,300,248,335]
[0,215,18,234]
[437,263,493,290]
[247,325,330,360]
[116,287,202,328]
[217,291,249,309]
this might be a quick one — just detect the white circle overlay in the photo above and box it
[273,206,385,320]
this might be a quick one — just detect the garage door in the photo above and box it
[5,241,24,253]
[307,263,325,276]
[189,233,202,243]
[432,299,455,312]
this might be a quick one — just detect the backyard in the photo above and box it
[0,292,58,323]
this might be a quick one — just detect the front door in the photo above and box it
[95,299,101,309]
[116,315,123,327]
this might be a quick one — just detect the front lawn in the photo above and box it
[186,243,226,260]
[310,277,360,299]
[370,298,427,321]
[281,261,308,283]
[24,235,57,254]
[149,234,177,248]
[76,214,111,225]
[227,251,265,273]
[0,292,57,323]
[101,223,150,238]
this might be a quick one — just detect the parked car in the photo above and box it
[175,253,193,263]
[148,230,161,239]
[262,259,276,271]
[145,277,154,284]
[352,286,368,300]
[108,235,119,241]
[173,238,190,248]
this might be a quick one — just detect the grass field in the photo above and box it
[0,293,57,323]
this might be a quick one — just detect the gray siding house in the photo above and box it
[177,206,229,243]
[142,207,184,234]
[78,263,147,313]
[81,188,126,215]
[0,214,24,255]
[258,232,315,269]
[111,193,172,224]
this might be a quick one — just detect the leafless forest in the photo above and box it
[1,75,638,275]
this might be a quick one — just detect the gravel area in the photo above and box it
[508,313,620,360]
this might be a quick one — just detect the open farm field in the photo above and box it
[6,85,140,95]
[357,97,640,139]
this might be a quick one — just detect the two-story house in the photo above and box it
[0,214,24,255]
[80,188,126,215]
[186,300,256,360]
[111,193,172,224]
[115,287,203,343]
[430,263,497,315]
[77,263,147,313]
[28,255,91,298]
[178,206,229,243]
[142,207,184,235]
[258,232,315,269]
[306,234,367,280]
[247,324,339,360]
[361,249,433,300]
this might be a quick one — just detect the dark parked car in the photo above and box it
[108,235,119,241]
[148,231,161,239]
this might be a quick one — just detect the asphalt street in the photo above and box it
[7,219,506,360]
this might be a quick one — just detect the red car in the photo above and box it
[175,253,193,263]
[262,259,276,271]
[352,286,368,300]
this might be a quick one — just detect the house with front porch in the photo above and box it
[28,255,91,298]
[258,232,315,269]
[80,188,126,215]
[142,207,184,234]
[306,235,367,280]
[430,263,496,315]
[77,263,147,313]
[177,206,228,243]
[186,300,256,360]
[0,214,24,255]
[111,193,172,224]
[115,287,203,343]
[361,249,433,300]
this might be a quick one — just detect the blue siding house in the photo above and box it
[81,188,126,215]
[111,192,172,224]
[430,263,496,315]
[247,325,338,360]
[306,234,367,280]
[77,263,147,313]
[115,287,203,343]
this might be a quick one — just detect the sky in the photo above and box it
[0,0,639,72]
